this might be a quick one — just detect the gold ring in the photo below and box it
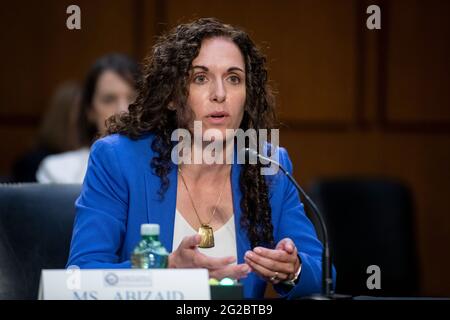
[269,272,279,282]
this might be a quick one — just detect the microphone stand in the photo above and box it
[246,149,351,300]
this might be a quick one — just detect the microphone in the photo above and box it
[243,148,334,298]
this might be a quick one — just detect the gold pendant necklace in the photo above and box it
[178,167,229,248]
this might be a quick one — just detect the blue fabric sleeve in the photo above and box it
[66,138,131,269]
[272,148,336,299]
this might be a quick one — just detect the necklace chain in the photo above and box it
[178,166,229,227]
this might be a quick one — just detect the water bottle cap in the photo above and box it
[141,224,159,236]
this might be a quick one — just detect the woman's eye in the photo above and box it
[193,75,207,84]
[101,95,116,104]
[228,75,241,84]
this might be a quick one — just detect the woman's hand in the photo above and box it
[244,238,301,285]
[169,234,251,280]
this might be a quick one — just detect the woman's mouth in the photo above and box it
[206,111,229,124]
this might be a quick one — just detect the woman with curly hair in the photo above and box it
[67,18,330,299]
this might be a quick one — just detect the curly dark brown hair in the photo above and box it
[107,17,277,248]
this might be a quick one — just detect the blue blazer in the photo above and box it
[67,133,334,299]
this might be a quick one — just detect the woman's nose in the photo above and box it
[117,98,130,113]
[210,79,226,103]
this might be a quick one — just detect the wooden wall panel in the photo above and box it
[281,131,450,296]
[134,0,161,60]
[0,0,136,119]
[164,0,358,124]
[0,126,38,178]
[384,0,450,125]
[0,0,141,178]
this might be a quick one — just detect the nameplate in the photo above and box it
[38,269,211,300]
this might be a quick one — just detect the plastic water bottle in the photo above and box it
[131,224,169,268]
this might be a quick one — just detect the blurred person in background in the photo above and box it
[11,82,81,182]
[36,53,141,183]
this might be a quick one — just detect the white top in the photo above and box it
[172,209,237,263]
[36,147,90,184]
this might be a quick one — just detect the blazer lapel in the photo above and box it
[145,163,177,252]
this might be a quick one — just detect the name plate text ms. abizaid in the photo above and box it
[38,269,210,300]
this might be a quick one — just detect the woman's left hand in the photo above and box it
[244,238,301,285]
